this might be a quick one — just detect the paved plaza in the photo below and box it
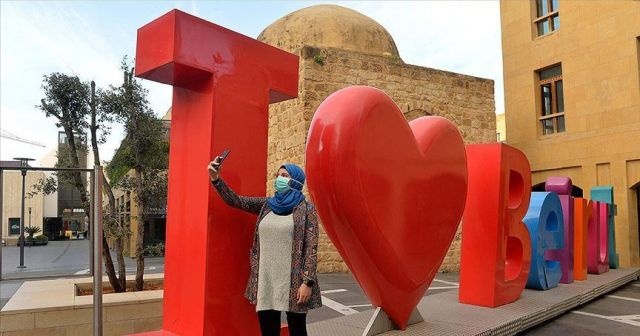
[1,241,638,335]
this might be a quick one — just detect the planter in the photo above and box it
[76,279,163,295]
[0,274,164,336]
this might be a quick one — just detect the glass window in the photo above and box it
[557,115,565,132]
[542,84,552,115]
[542,119,555,135]
[537,0,548,17]
[553,16,560,30]
[538,21,549,36]
[537,64,565,135]
[9,218,20,235]
[535,0,560,36]
[556,81,564,112]
[540,65,562,80]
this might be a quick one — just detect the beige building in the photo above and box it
[500,0,640,266]
[107,179,134,257]
[258,5,497,272]
[1,162,45,245]
[496,113,507,142]
[107,170,166,258]
[108,175,151,258]
[106,110,170,258]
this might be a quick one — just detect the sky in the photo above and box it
[0,0,503,166]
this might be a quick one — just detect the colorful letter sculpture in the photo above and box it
[591,186,619,268]
[545,177,574,283]
[459,143,532,307]
[135,10,298,335]
[573,198,592,280]
[588,201,610,274]
[524,192,564,290]
[305,86,468,329]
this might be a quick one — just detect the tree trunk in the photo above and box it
[61,123,91,219]
[102,171,126,291]
[134,167,145,291]
[90,81,126,292]
[61,123,123,291]
[124,71,146,292]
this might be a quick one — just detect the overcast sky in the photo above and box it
[0,0,503,166]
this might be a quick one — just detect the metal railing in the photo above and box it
[0,165,103,335]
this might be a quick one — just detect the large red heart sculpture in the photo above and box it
[306,86,467,329]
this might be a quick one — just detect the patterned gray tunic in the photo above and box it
[256,212,294,311]
[211,178,322,313]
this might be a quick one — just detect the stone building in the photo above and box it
[258,5,497,272]
[105,110,170,257]
[500,0,640,266]
[1,161,45,245]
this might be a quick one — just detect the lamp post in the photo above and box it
[28,207,32,248]
[14,157,34,268]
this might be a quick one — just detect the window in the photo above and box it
[9,218,20,235]
[534,0,560,36]
[58,132,67,144]
[538,65,565,135]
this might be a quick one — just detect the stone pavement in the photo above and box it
[309,269,640,335]
[1,240,91,279]
[0,240,165,309]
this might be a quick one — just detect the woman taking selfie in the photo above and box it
[208,156,322,336]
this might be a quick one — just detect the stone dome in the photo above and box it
[258,5,401,58]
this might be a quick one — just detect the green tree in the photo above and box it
[37,72,127,292]
[102,58,169,291]
[38,73,90,209]
[27,176,57,199]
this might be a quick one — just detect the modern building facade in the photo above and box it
[0,161,45,245]
[1,130,93,244]
[500,0,640,266]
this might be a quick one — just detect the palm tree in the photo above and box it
[24,225,42,238]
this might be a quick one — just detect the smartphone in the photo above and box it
[215,149,231,167]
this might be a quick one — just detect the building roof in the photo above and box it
[0,160,31,168]
[257,5,401,59]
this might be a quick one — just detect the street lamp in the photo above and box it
[14,157,34,268]
[28,207,32,248]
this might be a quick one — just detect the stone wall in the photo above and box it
[267,45,496,273]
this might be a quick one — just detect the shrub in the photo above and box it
[35,235,48,241]
[25,234,48,245]
[313,54,325,65]
[144,242,165,257]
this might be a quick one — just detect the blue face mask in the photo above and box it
[274,176,291,192]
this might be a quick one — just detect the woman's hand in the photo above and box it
[297,283,312,304]
[207,157,222,181]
